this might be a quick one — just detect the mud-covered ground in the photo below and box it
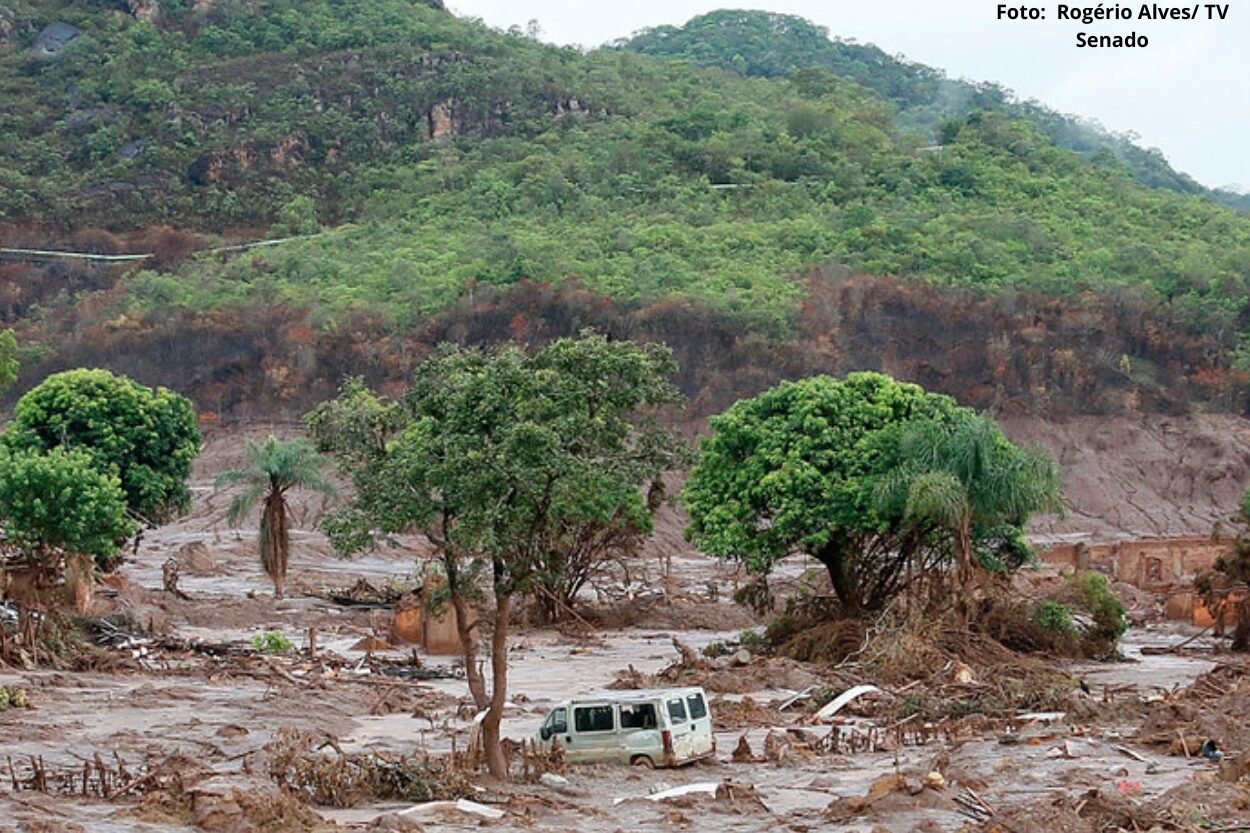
[1,427,1248,832]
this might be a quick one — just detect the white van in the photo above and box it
[533,687,715,768]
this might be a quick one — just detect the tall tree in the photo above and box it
[308,332,683,778]
[684,372,1061,612]
[5,369,201,525]
[215,436,335,599]
[0,447,136,568]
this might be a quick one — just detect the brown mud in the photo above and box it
[1,425,1249,832]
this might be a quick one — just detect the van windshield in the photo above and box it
[547,707,567,734]
[667,698,688,723]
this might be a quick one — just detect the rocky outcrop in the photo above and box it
[127,0,162,23]
[428,99,457,140]
[27,22,81,60]
[187,133,309,187]
[0,8,15,48]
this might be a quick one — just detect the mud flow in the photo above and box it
[2,428,1248,833]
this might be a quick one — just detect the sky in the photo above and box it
[448,0,1250,191]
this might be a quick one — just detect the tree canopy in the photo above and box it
[683,372,1061,610]
[0,447,136,566]
[4,369,201,524]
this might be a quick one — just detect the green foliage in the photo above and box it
[684,373,1060,612]
[312,333,684,595]
[215,435,335,527]
[1033,600,1076,635]
[702,641,729,658]
[872,411,1063,575]
[0,330,20,393]
[250,630,295,654]
[271,195,320,237]
[1,1,1248,374]
[684,372,963,610]
[0,686,31,711]
[739,628,768,652]
[0,447,136,565]
[1071,572,1128,642]
[5,369,201,524]
[620,9,1217,200]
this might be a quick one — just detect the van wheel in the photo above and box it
[630,755,655,769]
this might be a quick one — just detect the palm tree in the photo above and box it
[215,435,336,599]
[874,413,1063,602]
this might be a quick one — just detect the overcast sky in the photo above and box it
[449,1,1249,191]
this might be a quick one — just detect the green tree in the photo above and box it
[0,330,19,393]
[0,447,136,568]
[872,412,1063,605]
[684,372,1059,613]
[214,436,336,599]
[308,332,683,778]
[5,370,201,525]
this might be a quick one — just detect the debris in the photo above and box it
[1111,743,1150,763]
[763,730,787,763]
[614,782,718,805]
[398,798,506,821]
[731,735,760,763]
[777,685,818,711]
[814,684,883,721]
[265,727,471,808]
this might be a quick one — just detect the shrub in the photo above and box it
[251,631,295,654]
[702,641,730,658]
[1071,572,1127,642]
[1033,600,1076,635]
[739,628,769,652]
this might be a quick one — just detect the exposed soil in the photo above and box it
[1004,414,1250,541]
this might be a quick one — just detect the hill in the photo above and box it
[619,9,1250,209]
[0,1,1248,419]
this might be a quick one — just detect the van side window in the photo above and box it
[550,707,567,734]
[574,705,615,733]
[619,703,657,730]
[667,698,688,723]
[687,693,708,720]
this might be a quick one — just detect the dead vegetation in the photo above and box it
[1138,661,1250,756]
[971,780,1250,832]
[264,727,473,808]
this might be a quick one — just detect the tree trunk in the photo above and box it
[815,540,858,613]
[1234,597,1250,653]
[451,587,488,711]
[955,516,974,619]
[444,550,488,711]
[482,591,511,779]
[261,493,288,600]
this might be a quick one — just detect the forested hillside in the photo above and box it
[620,10,1250,209]
[1,1,1248,418]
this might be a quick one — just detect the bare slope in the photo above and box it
[1004,414,1250,541]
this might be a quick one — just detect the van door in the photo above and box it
[685,691,714,757]
[540,706,569,753]
[618,701,662,766]
[568,703,617,764]
[665,697,697,761]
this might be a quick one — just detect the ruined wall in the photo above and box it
[1039,536,1234,625]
